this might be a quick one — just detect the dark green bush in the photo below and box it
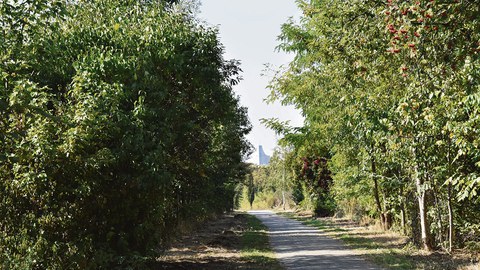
[0,1,251,268]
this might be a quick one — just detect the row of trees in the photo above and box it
[242,148,295,210]
[1,0,251,268]
[266,0,479,252]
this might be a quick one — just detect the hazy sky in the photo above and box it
[198,0,304,164]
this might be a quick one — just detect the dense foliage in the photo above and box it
[0,0,251,268]
[266,0,479,252]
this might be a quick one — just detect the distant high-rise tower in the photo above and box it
[259,145,271,165]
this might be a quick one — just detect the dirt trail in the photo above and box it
[249,210,384,270]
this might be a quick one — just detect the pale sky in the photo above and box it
[199,0,304,164]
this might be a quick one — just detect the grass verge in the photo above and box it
[241,214,283,269]
[278,212,478,270]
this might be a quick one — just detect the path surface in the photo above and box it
[249,210,384,270]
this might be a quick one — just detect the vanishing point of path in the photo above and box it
[249,210,384,270]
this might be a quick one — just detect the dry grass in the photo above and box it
[460,262,480,270]
[155,212,281,269]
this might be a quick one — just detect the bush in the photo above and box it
[0,1,251,268]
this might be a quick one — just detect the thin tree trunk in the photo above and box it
[382,189,393,230]
[282,161,286,210]
[447,143,454,252]
[431,171,444,249]
[417,185,432,250]
[371,150,385,228]
[434,191,444,249]
[447,182,454,252]
[400,185,407,234]
[413,147,433,251]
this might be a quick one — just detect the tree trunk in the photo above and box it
[384,212,393,230]
[417,190,432,251]
[382,189,393,230]
[282,161,286,210]
[446,143,454,252]
[370,149,385,228]
[431,172,444,249]
[400,185,407,234]
[447,182,454,252]
[413,147,433,251]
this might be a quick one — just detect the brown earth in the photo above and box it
[152,213,261,269]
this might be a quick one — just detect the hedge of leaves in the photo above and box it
[0,1,251,268]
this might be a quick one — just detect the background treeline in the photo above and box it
[0,0,251,268]
[240,149,296,210]
[264,0,479,253]
[240,147,333,216]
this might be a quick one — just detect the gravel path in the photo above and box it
[249,210,384,270]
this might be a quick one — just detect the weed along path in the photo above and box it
[249,210,384,270]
